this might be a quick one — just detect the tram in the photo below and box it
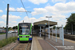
[17,23,32,42]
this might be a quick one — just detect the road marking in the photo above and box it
[46,41,58,50]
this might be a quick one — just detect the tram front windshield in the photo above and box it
[19,25,30,35]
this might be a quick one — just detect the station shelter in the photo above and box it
[33,20,57,36]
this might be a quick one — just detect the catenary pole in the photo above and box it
[46,16,52,39]
[6,4,9,39]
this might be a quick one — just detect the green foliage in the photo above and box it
[53,26,56,29]
[13,26,18,29]
[0,36,17,48]
[65,13,75,30]
[8,27,13,30]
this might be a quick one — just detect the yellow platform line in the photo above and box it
[52,36,75,43]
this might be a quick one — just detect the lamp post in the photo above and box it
[46,16,52,39]
[66,18,73,35]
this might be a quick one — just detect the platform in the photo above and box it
[31,36,56,50]
[31,36,75,50]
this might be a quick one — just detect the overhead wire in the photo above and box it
[20,0,28,16]
[20,0,32,23]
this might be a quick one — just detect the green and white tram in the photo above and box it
[17,23,32,42]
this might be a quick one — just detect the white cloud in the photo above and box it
[31,2,75,26]
[0,10,3,12]
[19,16,48,25]
[20,16,67,26]
[54,2,75,13]
[1,15,21,27]
[52,0,66,3]
[32,2,75,15]
[0,21,4,24]
[31,8,47,15]
[11,21,17,23]
[9,7,16,11]
[16,7,26,11]
[28,0,48,4]
[0,21,5,27]
[6,7,26,11]
[9,21,18,27]
[6,7,15,11]
[1,15,21,21]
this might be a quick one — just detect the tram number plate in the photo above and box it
[22,36,26,38]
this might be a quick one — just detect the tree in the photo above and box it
[65,13,75,30]
[13,26,18,29]
[53,26,56,29]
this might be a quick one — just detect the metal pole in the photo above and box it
[56,27,57,42]
[40,26,41,37]
[23,20,24,23]
[62,25,64,46]
[44,26,46,40]
[6,4,9,39]
[72,24,73,35]
[48,18,50,39]
[46,16,52,39]
[52,28,53,39]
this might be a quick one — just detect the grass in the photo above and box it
[0,33,6,35]
[0,36,17,48]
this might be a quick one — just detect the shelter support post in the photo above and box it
[40,26,41,37]
[52,28,53,39]
[56,27,57,42]
[62,25,64,46]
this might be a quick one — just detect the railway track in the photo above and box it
[11,42,31,50]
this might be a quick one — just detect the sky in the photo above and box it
[0,0,75,27]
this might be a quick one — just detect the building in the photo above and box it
[0,27,6,33]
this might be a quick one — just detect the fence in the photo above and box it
[64,30,75,35]
[0,33,18,40]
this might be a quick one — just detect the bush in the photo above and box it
[64,34,75,41]
[0,36,17,48]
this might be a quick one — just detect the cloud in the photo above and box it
[20,16,48,25]
[20,16,66,26]
[32,2,75,16]
[16,7,26,11]
[1,15,21,27]
[52,0,66,3]
[1,14,21,21]
[0,10,3,12]
[0,21,5,27]
[6,7,26,11]
[54,2,75,13]
[28,0,48,5]
[31,8,47,15]
[31,2,75,26]
[6,7,15,11]
[9,7,16,11]
[9,21,18,27]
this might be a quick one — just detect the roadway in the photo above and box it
[0,33,18,40]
